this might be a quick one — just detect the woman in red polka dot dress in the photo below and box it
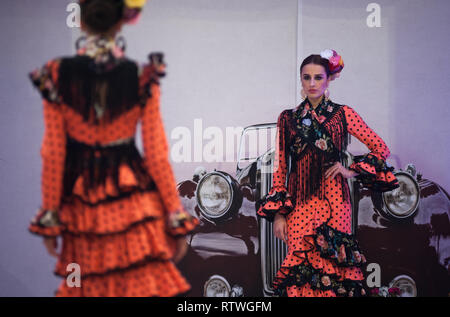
[28,0,198,297]
[257,50,399,297]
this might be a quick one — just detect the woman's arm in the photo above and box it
[257,110,294,222]
[29,60,66,238]
[343,105,399,191]
[141,83,198,237]
[29,100,66,237]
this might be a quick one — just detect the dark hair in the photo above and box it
[81,0,124,34]
[300,54,331,77]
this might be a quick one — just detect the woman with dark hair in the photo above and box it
[28,0,198,297]
[257,50,399,297]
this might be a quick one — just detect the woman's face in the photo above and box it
[301,63,330,100]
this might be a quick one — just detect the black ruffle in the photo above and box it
[314,224,367,267]
[256,186,294,222]
[272,223,368,297]
[350,153,399,192]
[274,262,366,297]
[29,60,61,104]
[139,52,166,105]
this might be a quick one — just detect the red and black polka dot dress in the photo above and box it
[28,36,198,297]
[257,97,398,297]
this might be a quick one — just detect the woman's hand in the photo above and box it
[274,213,288,243]
[325,162,358,180]
[173,237,189,264]
[43,237,59,258]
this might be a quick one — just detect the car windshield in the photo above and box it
[237,123,277,170]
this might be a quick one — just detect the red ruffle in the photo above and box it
[55,218,177,277]
[29,223,62,238]
[55,260,190,297]
[60,190,164,235]
[349,159,399,192]
[28,209,62,237]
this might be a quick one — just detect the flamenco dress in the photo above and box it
[257,96,399,297]
[28,36,198,297]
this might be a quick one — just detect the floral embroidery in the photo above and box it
[314,223,367,267]
[290,97,341,159]
[274,261,367,297]
[29,61,61,104]
[315,138,328,151]
[370,286,401,297]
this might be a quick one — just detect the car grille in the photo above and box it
[260,218,288,296]
[259,150,288,296]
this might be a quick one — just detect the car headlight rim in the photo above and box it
[203,275,232,297]
[382,171,420,220]
[196,172,235,220]
[389,274,417,297]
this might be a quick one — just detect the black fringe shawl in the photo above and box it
[63,137,155,202]
[286,104,351,205]
[58,56,140,124]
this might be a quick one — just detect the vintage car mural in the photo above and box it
[177,123,450,297]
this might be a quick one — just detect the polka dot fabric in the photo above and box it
[259,103,396,297]
[28,57,198,297]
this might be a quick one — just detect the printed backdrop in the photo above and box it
[0,0,448,296]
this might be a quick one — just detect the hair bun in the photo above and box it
[320,49,344,80]
[81,0,124,33]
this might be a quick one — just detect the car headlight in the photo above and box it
[389,275,417,297]
[382,171,420,219]
[204,275,231,297]
[196,172,242,221]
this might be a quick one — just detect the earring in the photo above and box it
[75,36,87,50]
[301,89,307,100]
[115,35,127,52]
[324,88,330,101]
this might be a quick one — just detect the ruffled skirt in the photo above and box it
[273,186,367,297]
[53,165,190,297]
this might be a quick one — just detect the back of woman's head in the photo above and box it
[80,0,124,34]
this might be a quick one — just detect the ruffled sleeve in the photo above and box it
[140,54,199,237]
[28,60,66,237]
[257,110,294,222]
[344,106,399,192]
[29,60,61,104]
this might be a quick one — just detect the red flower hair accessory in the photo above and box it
[320,49,344,80]
[79,0,147,25]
